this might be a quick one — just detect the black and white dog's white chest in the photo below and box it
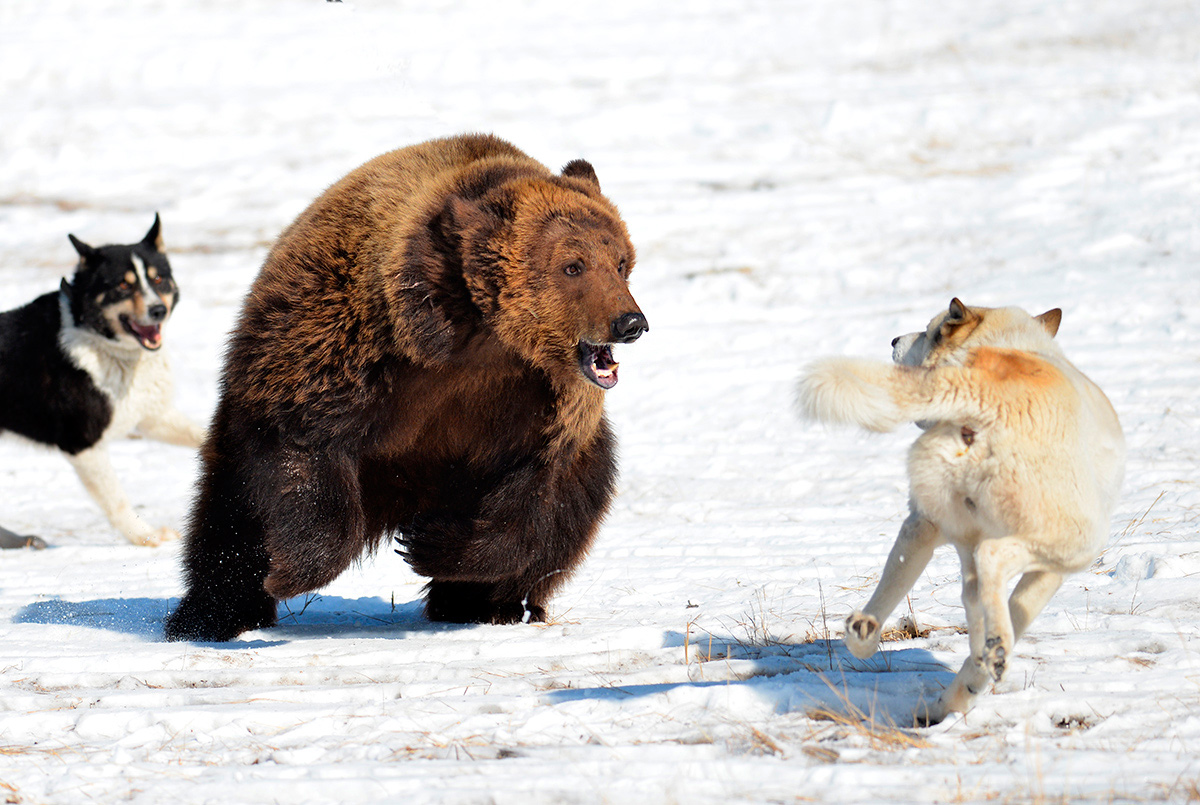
[57,293,179,447]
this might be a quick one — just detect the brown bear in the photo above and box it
[164,134,647,642]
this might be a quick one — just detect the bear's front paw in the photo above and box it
[423,580,546,625]
[397,523,532,581]
[396,532,460,579]
[844,610,882,659]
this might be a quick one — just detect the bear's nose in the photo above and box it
[149,304,168,323]
[611,312,648,344]
[891,336,900,347]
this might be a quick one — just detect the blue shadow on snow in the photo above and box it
[13,593,468,644]
[544,629,957,728]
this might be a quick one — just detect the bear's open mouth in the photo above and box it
[121,315,164,350]
[578,341,619,389]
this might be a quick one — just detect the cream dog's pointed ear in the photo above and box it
[1036,308,1062,337]
[947,297,968,322]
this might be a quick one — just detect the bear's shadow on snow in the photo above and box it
[14,594,466,644]
[546,630,956,728]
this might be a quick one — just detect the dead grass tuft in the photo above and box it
[1095,490,1166,572]
[801,744,840,763]
[880,613,929,642]
[806,675,930,750]
[746,726,785,757]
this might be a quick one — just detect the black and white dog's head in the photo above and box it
[61,214,179,351]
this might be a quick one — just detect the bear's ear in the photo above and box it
[561,159,600,189]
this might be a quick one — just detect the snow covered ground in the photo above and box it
[2,1,1199,802]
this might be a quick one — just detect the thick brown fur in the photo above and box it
[165,134,646,641]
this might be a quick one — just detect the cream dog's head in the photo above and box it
[891,298,1063,368]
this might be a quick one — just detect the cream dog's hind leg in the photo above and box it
[1008,569,1064,639]
[845,510,941,659]
[920,542,1065,724]
[918,546,992,724]
[976,537,1044,681]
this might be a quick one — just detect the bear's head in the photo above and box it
[445,160,648,390]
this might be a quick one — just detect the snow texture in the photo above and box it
[2,1,1199,803]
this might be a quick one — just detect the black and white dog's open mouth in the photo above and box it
[578,341,619,389]
[121,316,164,350]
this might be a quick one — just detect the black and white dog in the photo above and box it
[0,215,205,547]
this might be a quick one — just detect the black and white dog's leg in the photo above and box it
[67,445,177,545]
[137,406,206,448]
[0,525,46,550]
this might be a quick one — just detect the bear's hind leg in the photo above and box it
[166,579,277,642]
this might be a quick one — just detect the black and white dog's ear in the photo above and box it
[68,233,97,262]
[59,278,83,326]
[142,213,163,252]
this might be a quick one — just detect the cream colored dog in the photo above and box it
[796,299,1125,724]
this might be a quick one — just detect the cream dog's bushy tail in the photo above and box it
[795,357,974,432]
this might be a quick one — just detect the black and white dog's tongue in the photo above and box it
[126,319,163,350]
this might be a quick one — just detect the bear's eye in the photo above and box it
[617,259,627,276]
[563,261,584,277]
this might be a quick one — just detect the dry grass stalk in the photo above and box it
[747,726,784,756]
[1093,490,1166,574]
[801,744,840,763]
[807,675,930,750]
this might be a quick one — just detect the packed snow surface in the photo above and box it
[1,1,1198,802]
